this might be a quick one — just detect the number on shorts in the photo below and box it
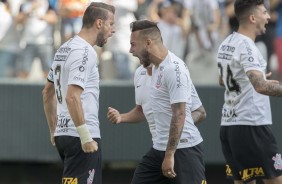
[55,65,62,104]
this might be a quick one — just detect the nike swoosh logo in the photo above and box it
[136,85,141,88]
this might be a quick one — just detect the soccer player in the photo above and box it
[217,0,282,183]
[107,63,206,138]
[42,2,115,184]
[122,19,207,184]
[107,63,206,183]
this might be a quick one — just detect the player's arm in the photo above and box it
[247,70,282,96]
[42,80,57,146]
[219,76,224,86]
[192,105,206,124]
[162,102,186,178]
[66,85,98,153]
[107,105,146,124]
[218,63,225,86]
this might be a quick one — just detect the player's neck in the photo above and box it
[237,25,256,41]
[151,45,168,67]
[77,28,98,46]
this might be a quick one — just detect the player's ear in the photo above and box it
[146,39,151,47]
[249,14,256,23]
[96,19,103,29]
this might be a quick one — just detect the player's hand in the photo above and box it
[267,79,280,85]
[107,107,122,124]
[266,72,272,79]
[82,140,98,153]
[162,155,176,178]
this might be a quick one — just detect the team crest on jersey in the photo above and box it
[156,74,163,88]
[160,66,164,71]
[273,153,282,170]
[87,169,95,184]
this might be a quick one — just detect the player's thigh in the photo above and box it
[173,143,206,184]
[55,136,102,184]
[220,126,242,181]
[228,126,282,182]
[131,148,170,184]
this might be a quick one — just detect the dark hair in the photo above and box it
[130,20,162,41]
[234,0,264,21]
[82,2,115,28]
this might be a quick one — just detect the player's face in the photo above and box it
[254,4,270,35]
[129,31,151,67]
[96,12,115,47]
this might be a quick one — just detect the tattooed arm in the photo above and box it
[192,105,207,124]
[247,70,282,96]
[162,102,186,178]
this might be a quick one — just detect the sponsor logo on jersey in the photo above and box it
[82,47,89,65]
[63,177,78,184]
[57,117,70,128]
[248,57,254,62]
[240,167,265,181]
[79,66,85,72]
[220,45,235,53]
[179,139,188,143]
[141,71,146,75]
[173,61,182,88]
[74,76,84,83]
[57,115,70,133]
[87,169,95,184]
[222,107,237,118]
[55,55,67,61]
[272,153,282,170]
[218,53,232,60]
[58,47,71,54]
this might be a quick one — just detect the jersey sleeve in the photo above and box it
[68,49,95,89]
[47,68,54,83]
[238,41,263,73]
[134,66,142,105]
[164,64,190,104]
[190,83,202,111]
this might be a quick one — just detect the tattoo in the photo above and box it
[247,70,282,97]
[167,103,185,153]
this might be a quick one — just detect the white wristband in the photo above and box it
[76,124,93,144]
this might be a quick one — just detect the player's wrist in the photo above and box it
[76,124,93,144]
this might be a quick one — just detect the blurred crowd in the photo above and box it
[0,0,281,84]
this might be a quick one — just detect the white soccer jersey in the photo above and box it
[49,35,101,138]
[217,32,272,126]
[134,66,156,143]
[134,65,203,145]
[151,51,203,151]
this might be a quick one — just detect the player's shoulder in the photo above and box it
[134,65,146,78]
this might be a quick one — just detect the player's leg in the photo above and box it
[262,175,282,184]
[234,180,256,184]
[131,147,170,184]
[229,126,282,183]
[56,136,102,184]
[173,143,206,184]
